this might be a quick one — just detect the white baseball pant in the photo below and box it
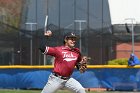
[41,73,86,93]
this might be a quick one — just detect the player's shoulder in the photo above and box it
[56,46,68,49]
[74,47,80,51]
[54,46,64,50]
[73,48,80,54]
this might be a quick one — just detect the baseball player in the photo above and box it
[39,30,88,93]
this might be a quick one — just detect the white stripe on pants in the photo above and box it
[41,73,86,93]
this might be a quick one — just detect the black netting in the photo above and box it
[1,21,140,65]
[0,0,140,65]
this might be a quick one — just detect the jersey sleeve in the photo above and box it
[39,34,50,53]
[76,52,82,64]
[76,53,82,70]
[39,29,53,53]
[44,46,57,56]
[74,48,81,63]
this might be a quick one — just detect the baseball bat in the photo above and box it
[44,15,48,34]
[44,15,48,65]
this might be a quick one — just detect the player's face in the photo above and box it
[65,37,77,48]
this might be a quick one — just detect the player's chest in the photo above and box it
[58,50,79,61]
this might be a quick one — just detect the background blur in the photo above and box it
[0,0,140,65]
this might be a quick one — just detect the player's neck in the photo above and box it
[64,45,74,49]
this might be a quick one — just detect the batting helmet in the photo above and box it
[63,32,79,44]
[64,32,79,39]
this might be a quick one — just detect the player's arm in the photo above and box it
[39,30,52,53]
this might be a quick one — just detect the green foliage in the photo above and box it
[108,58,128,65]
[0,0,22,32]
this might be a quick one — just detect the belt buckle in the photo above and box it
[52,72,69,80]
[61,76,67,80]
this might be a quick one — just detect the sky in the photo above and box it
[108,0,140,24]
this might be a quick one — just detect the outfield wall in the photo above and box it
[0,65,140,91]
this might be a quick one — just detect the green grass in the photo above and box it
[0,89,72,93]
[0,89,104,93]
[0,89,138,93]
[0,89,41,93]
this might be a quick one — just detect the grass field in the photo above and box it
[0,89,139,93]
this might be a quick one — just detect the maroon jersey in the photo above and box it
[44,46,81,77]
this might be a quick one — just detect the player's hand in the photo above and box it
[44,30,52,37]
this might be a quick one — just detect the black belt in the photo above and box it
[52,72,69,80]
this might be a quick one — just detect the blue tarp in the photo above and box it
[0,68,140,90]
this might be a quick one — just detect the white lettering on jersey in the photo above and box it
[62,52,77,62]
